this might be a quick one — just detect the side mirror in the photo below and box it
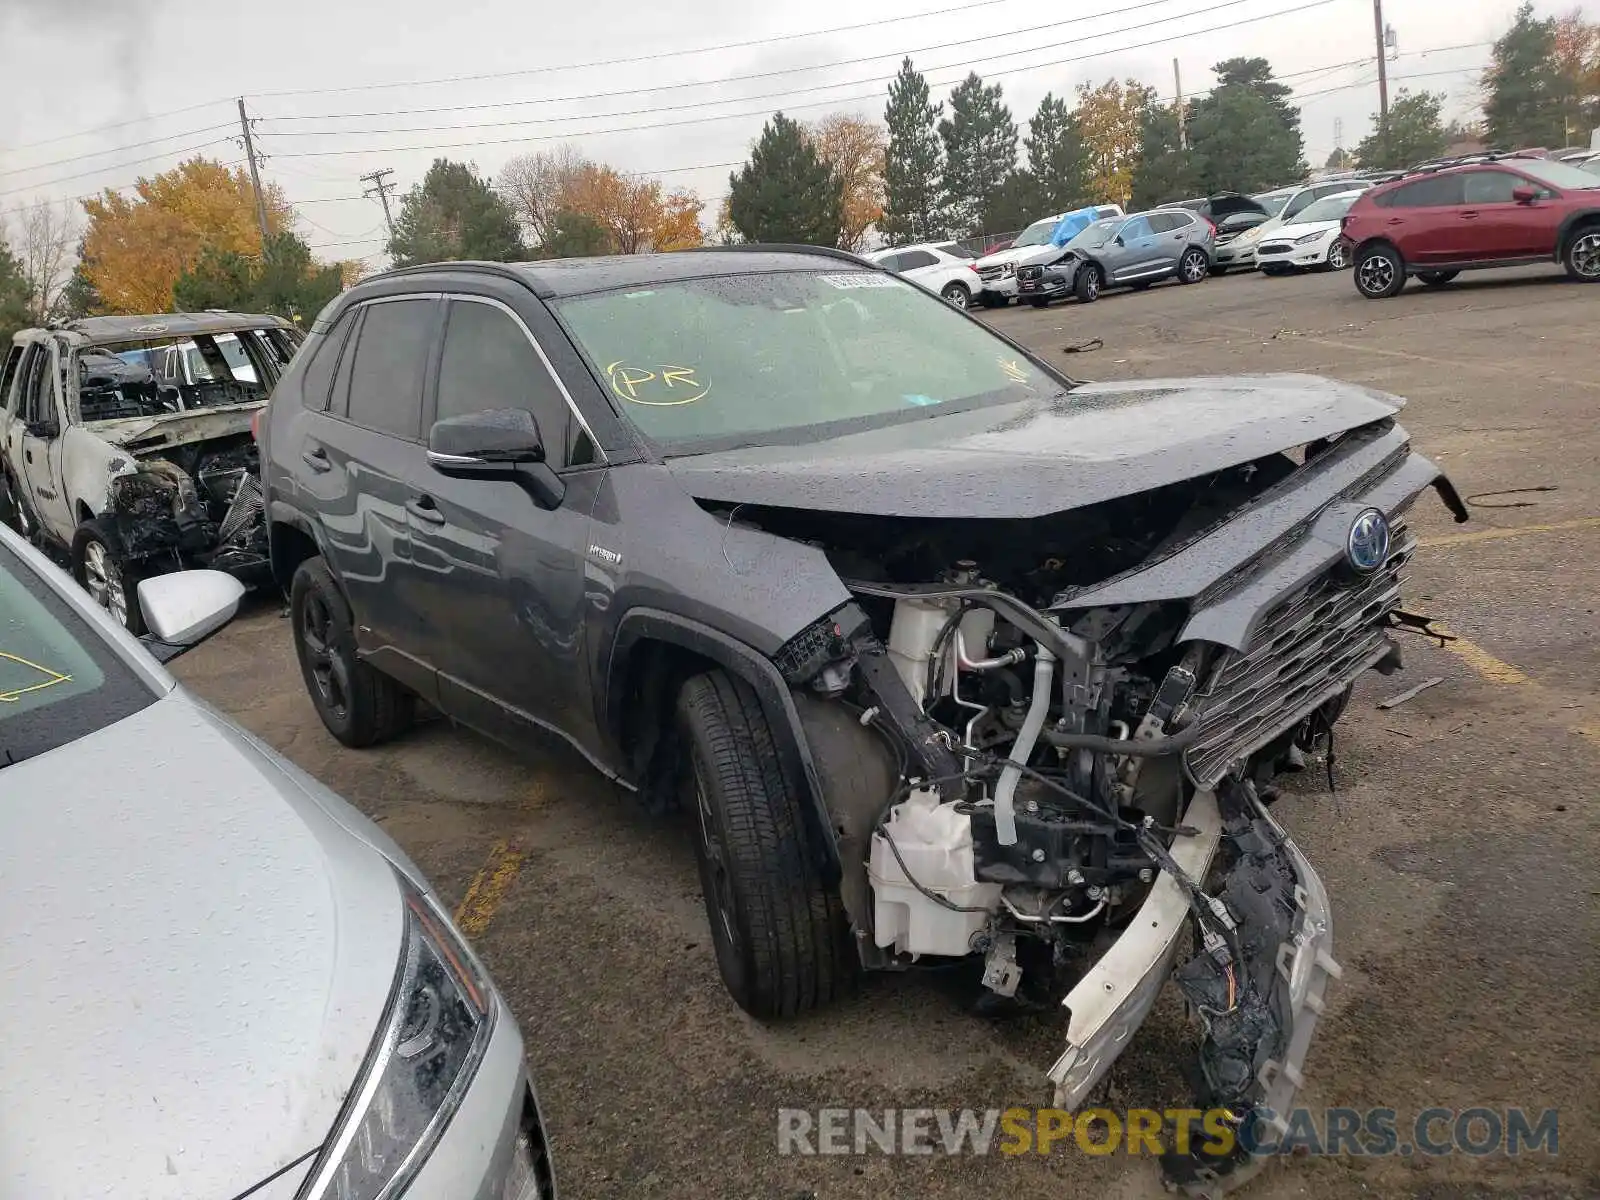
[427,406,565,510]
[1512,185,1538,204]
[137,570,246,662]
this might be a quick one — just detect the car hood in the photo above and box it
[1264,218,1342,242]
[976,244,1059,269]
[0,689,403,1200]
[666,374,1405,519]
[88,401,263,453]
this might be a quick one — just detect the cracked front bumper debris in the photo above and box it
[1046,789,1224,1108]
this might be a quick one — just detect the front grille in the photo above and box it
[1183,524,1413,787]
[1258,242,1292,256]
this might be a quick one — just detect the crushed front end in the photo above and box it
[108,422,268,583]
[758,415,1465,1193]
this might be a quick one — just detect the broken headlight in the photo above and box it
[301,875,495,1200]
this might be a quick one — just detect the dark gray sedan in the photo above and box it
[1016,209,1214,304]
[0,524,554,1200]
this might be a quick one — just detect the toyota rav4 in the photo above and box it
[262,248,1468,1195]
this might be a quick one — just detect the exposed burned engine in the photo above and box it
[110,435,267,577]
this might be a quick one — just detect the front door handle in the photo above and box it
[1460,210,1480,219]
[1387,217,1404,225]
[301,446,330,472]
[406,495,446,525]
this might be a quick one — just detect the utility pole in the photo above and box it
[1372,0,1390,162]
[1174,59,1186,150]
[361,168,398,239]
[237,98,271,247]
[1334,117,1345,168]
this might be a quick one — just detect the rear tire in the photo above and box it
[1178,248,1209,283]
[1354,243,1406,298]
[1561,225,1600,281]
[1417,270,1459,287]
[676,669,854,1018]
[290,556,414,747]
[71,518,146,635]
[1074,264,1102,303]
[940,281,971,309]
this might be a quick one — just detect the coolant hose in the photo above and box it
[1037,722,1204,755]
[993,646,1055,846]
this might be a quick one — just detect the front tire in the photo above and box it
[940,281,971,309]
[71,518,145,635]
[1354,244,1406,298]
[1325,241,1349,270]
[1562,226,1600,281]
[1074,264,1102,303]
[1178,248,1208,283]
[290,556,414,747]
[676,670,853,1018]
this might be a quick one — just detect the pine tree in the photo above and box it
[1131,105,1199,208]
[1483,3,1566,150]
[881,59,947,244]
[1025,93,1089,213]
[939,73,1018,236]
[727,113,842,246]
[388,159,526,267]
[0,240,32,346]
[1189,58,1306,187]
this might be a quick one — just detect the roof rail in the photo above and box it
[681,243,871,265]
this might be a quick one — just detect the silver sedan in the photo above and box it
[0,523,554,1200]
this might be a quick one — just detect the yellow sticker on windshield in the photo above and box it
[999,358,1029,384]
[606,361,709,406]
[0,650,72,702]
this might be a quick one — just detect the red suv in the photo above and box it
[1342,155,1600,297]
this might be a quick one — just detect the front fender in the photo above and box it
[607,606,841,883]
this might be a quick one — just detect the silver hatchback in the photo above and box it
[1016,209,1214,305]
[0,525,555,1200]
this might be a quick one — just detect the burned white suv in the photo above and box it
[0,312,300,632]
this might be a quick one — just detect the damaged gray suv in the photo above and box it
[263,248,1468,1194]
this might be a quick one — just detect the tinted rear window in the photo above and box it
[345,299,436,439]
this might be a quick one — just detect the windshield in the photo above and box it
[1067,218,1123,250]
[1296,194,1362,223]
[1252,190,1295,216]
[0,540,156,769]
[1011,218,1061,247]
[553,271,1061,453]
[1513,157,1600,189]
[80,328,294,422]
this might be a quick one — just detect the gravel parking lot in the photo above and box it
[174,264,1599,1200]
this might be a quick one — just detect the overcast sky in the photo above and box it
[0,0,1571,267]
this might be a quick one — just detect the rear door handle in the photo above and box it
[301,446,331,472]
[1387,217,1404,225]
[1460,210,1480,219]
[406,495,446,525]
[24,449,33,463]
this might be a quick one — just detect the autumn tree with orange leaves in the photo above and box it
[80,157,292,314]
[499,149,703,255]
[805,114,886,252]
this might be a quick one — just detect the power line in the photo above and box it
[251,0,1029,100]
[266,0,1344,159]
[0,122,239,180]
[3,99,236,153]
[0,138,239,200]
[262,0,1228,125]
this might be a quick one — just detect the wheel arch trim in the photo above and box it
[606,607,842,882]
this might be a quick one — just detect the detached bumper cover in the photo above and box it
[1047,789,1224,1107]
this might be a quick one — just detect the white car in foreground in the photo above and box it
[866,242,982,309]
[1254,190,1368,273]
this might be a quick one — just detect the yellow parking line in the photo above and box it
[1437,630,1532,686]
[454,839,526,937]
[1418,517,1600,549]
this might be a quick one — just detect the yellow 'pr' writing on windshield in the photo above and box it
[606,361,710,406]
[0,650,73,702]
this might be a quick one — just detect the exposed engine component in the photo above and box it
[110,436,267,573]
